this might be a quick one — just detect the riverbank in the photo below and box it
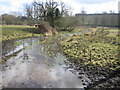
[59,28,120,88]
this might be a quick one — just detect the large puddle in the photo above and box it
[1,33,90,88]
[2,36,45,58]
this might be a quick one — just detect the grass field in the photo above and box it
[59,27,119,70]
[1,25,43,42]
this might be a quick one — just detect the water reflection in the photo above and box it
[2,46,85,88]
[2,36,45,59]
[1,34,90,88]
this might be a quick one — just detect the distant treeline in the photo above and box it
[0,13,119,28]
[0,14,30,25]
[75,13,118,27]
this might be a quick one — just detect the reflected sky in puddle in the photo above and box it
[2,36,45,58]
[1,33,90,88]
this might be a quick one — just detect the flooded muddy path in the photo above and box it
[1,34,90,88]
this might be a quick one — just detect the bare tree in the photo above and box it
[24,4,33,19]
[81,8,86,25]
[60,2,70,16]
[24,0,71,26]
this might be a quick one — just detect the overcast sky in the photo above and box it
[0,0,119,15]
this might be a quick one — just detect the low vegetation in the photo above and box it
[59,28,119,70]
[1,25,43,42]
[59,27,120,88]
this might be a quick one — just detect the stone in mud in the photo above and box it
[82,83,87,85]
[78,76,82,79]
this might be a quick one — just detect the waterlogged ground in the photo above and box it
[1,35,90,88]
[1,28,119,88]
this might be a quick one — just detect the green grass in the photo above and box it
[1,25,43,42]
[107,29,119,37]
[59,27,119,70]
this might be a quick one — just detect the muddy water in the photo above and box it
[1,34,90,88]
